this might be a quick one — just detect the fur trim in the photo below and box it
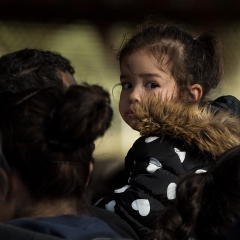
[132,96,240,157]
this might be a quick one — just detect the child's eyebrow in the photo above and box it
[120,74,127,80]
[139,73,162,78]
[120,73,162,80]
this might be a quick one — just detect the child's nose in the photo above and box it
[129,88,141,103]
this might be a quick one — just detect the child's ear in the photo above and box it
[0,167,9,202]
[189,84,203,101]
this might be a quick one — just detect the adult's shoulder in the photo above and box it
[87,206,139,240]
[0,223,64,240]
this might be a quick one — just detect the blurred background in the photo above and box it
[0,0,240,200]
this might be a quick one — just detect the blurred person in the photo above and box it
[0,84,126,240]
[0,48,140,240]
[156,144,240,240]
[96,17,240,239]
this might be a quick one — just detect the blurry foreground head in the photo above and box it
[156,145,240,240]
[0,48,77,92]
[0,83,113,222]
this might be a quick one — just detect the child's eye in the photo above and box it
[122,83,132,89]
[146,82,159,89]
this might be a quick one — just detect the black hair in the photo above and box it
[0,48,75,92]
[117,20,223,100]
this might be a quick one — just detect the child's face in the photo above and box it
[119,49,178,130]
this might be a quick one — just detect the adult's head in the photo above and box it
[156,145,240,240]
[117,20,223,102]
[0,48,77,92]
[0,84,113,222]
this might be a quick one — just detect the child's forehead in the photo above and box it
[120,49,171,74]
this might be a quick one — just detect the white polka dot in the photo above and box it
[167,182,177,200]
[132,199,150,216]
[145,136,159,143]
[146,157,162,173]
[105,200,116,212]
[174,148,186,163]
[128,177,131,183]
[114,184,131,193]
[195,169,207,174]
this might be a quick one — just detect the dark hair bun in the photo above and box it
[45,84,113,152]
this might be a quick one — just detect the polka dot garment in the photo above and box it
[96,135,213,239]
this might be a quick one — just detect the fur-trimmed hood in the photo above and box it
[132,96,240,157]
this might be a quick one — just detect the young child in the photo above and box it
[156,145,240,240]
[96,20,240,239]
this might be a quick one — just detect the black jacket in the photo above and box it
[96,95,240,239]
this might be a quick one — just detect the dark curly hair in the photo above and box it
[0,48,75,92]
